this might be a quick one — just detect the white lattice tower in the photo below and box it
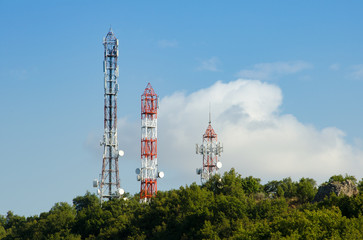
[93,29,124,202]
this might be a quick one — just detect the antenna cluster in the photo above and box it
[93,29,224,202]
[196,109,224,183]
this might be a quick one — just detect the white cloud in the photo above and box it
[158,39,178,48]
[350,64,363,80]
[197,57,221,72]
[117,79,363,191]
[329,63,340,71]
[237,61,312,80]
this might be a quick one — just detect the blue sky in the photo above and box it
[1,1,363,216]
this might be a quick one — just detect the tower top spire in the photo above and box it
[209,103,211,125]
[143,82,156,96]
[104,28,117,43]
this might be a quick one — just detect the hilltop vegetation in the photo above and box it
[1,169,362,240]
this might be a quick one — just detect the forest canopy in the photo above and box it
[1,169,362,240]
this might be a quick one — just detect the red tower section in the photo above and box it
[203,123,218,174]
[139,83,161,202]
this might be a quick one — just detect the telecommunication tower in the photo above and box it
[136,83,164,203]
[196,111,223,184]
[93,29,124,202]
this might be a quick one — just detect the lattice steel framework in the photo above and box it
[138,83,163,203]
[98,29,123,201]
[196,113,223,184]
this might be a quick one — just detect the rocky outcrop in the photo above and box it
[314,180,359,202]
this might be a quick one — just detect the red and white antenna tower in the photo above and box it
[136,83,164,203]
[93,29,124,202]
[196,109,223,183]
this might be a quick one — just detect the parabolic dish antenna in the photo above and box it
[118,188,125,196]
[118,150,125,157]
[158,171,165,178]
[216,161,222,169]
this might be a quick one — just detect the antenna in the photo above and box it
[93,29,124,203]
[209,102,211,125]
[137,83,164,203]
[196,106,223,184]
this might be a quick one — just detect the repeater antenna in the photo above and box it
[195,103,223,184]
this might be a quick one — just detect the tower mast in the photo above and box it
[94,29,124,202]
[137,83,164,203]
[196,110,223,183]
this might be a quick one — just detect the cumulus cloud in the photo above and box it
[237,61,312,80]
[158,39,178,48]
[197,57,221,72]
[350,64,363,80]
[118,79,363,190]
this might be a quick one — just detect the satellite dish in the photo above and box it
[135,168,141,174]
[216,162,222,169]
[196,168,202,175]
[118,188,125,196]
[158,171,165,178]
[118,150,125,157]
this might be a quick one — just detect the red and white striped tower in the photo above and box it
[196,111,223,184]
[136,83,164,203]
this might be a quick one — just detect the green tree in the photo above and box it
[3,211,27,239]
[296,178,317,203]
[0,215,6,239]
[358,178,363,192]
[36,202,79,239]
[199,220,220,240]
[204,168,244,198]
[73,191,100,212]
[2,169,363,239]
[318,194,363,218]
[329,174,357,184]
[72,193,103,238]
[281,177,298,199]
[241,176,263,195]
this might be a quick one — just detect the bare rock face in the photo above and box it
[314,180,359,202]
